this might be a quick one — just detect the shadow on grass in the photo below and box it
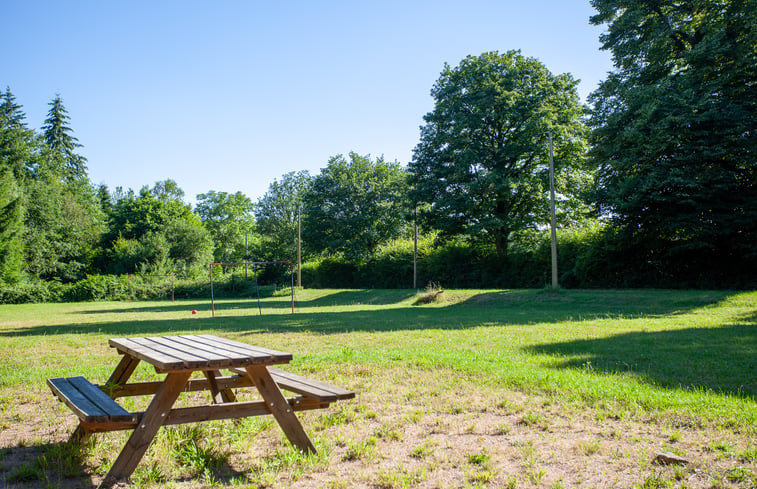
[529,323,757,399]
[0,439,253,489]
[2,289,753,398]
[0,442,94,488]
[1,289,741,338]
[78,289,420,315]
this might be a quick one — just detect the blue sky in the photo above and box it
[3,1,613,205]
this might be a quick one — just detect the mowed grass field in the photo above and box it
[0,288,755,489]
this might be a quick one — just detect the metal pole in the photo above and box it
[549,132,558,288]
[245,233,248,279]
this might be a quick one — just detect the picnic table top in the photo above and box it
[109,334,293,373]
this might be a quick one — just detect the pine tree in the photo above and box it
[0,88,28,283]
[41,95,88,181]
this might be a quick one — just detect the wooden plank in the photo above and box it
[78,397,328,433]
[102,371,192,485]
[193,334,293,363]
[147,336,234,364]
[245,365,316,453]
[269,368,355,401]
[108,375,254,398]
[164,397,327,425]
[229,367,355,402]
[48,377,109,423]
[174,335,256,358]
[109,337,186,371]
[67,377,135,423]
[110,335,293,372]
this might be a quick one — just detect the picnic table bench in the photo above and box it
[47,334,354,488]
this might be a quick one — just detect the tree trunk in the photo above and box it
[494,229,509,258]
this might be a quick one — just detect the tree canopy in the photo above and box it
[589,0,757,280]
[409,51,590,256]
[41,95,87,181]
[303,153,409,259]
[196,190,256,263]
[255,170,311,261]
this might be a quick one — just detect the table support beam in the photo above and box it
[100,371,191,487]
[245,365,316,453]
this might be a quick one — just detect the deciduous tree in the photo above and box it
[589,0,757,282]
[303,153,409,258]
[196,190,256,262]
[255,171,311,260]
[409,51,590,256]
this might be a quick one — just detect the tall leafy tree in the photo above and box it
[409,51,590,256]
[589,0,757,282]
[102,182,212,277]
[255,171,311,260]
[41,94,87,181]
[303,153,409,258]
[196,190,256,262]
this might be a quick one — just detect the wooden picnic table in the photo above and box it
[47,334,354,488]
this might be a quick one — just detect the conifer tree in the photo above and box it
[0,88,29,283]
[41,95,88,181]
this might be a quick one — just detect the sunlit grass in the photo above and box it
[0,288,755,486]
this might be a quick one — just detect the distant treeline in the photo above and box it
[1,3,755,300]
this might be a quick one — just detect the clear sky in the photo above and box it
[3,1,613,206]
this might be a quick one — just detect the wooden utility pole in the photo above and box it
[548,132,558,288]
[297,207,302,288]
[413,207,418,289]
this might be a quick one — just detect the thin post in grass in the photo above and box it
[548,132,558,289]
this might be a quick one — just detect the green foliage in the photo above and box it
[299,222,684,289]
[303,153,410,259]
[0,280,68,304]
[102,182,213,278]
[196,190,257,262]
[255,170,311,261]
[0,160,24,284]
[589,0,757,284]
[41,94,87,181]
[65,274,130,302]
[0,88,31,284]
[410,51,591,256]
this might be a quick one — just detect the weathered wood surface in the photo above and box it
[47,376,137,424]
[108,334,293,373]
[245,365,317,453]
[231,366,355,402]
[102,371,192,486]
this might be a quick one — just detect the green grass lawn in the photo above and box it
[0,288,755,488]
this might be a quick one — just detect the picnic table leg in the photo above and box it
[245,365,316,453]
[203,370,237,404]
[99,371,191,488]
[70,354,142,445]
[106,354,141,387]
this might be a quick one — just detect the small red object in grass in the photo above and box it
[191,309,198,314]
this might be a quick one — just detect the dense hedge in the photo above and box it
[0,272,289,304]
[302,224,756,290]
[3,223,753,304]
